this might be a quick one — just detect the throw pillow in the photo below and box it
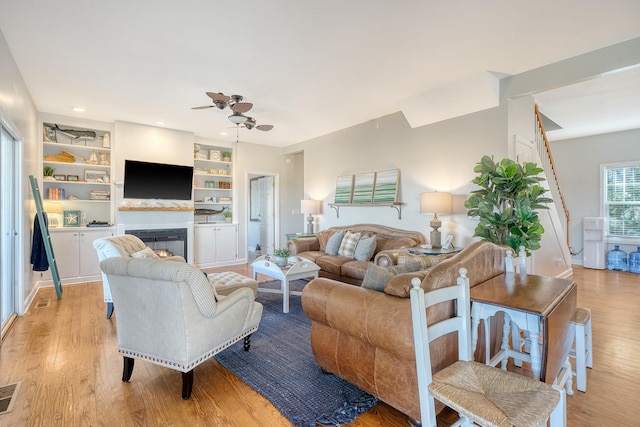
[338,231,361,258]
[361,264,395,291]
[325,230,346,255]
[397,252,451,269]
[131,246,159,259]
[361,260,425,292]
[354,235,377,261]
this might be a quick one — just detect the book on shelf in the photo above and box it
[47,187,65,200]
[90,189,111,200]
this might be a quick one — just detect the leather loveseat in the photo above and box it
[301,241,507,423]
[287,224,426,285]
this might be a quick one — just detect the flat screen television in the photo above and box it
[123,160,194,200]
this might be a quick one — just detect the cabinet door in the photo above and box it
[194,226,216,266]
[79,229,114,277]
[50,231,80,279]
[215,225,237,263]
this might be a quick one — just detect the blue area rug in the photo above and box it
[215,279,378,427]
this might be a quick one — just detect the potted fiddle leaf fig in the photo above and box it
[464,155,553,255]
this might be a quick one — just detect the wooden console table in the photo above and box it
[470,273,577,384]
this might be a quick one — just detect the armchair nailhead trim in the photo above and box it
[119,326,258,372]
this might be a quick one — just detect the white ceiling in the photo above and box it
[1,1,639,147]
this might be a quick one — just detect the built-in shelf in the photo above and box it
[328,202,404,219]
[118,207,194,211]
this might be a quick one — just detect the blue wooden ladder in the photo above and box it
[29,175,62,299]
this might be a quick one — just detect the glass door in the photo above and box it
[1,124,18,339]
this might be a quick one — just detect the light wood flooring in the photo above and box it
[0,265,638,426]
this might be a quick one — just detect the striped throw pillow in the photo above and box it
[397,252,450,269]
[338,231,361,258]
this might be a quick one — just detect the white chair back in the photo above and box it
[409,268,471,425]
[505,245,527,274]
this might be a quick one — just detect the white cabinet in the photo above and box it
[49,228,114,282]
[193,141,233,223]
[194,224,237,268]
[41,121,114,225]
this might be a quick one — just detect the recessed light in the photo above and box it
[220,131,228,136]
[156,121,165,126]
[72,107,85,112]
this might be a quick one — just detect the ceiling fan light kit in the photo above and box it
[193,91,274,133]
[228,112,248,124]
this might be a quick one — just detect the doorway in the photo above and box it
[1,121,21,340]
[248,173,278,259]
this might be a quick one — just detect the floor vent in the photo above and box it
[0,382,21,415]
[35,299,50,308]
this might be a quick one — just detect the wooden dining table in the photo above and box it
[470,272,577,384]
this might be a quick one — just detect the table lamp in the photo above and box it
[300,199,321,234]
[420,192,452,248]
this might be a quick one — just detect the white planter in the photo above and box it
[275,256,287,267]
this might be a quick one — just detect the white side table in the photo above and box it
[251,255,320,313]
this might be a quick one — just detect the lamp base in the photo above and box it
[430,229,442,248]
[306,214,314,234]
[430,217,442,248]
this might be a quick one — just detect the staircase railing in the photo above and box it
[534,104,570,246]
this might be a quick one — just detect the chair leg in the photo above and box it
[182,370,194,400]
[575,322,587,392]
[511,320,523,367]
[122,356,135,382]
[106,302,114,319]
[550,384,567,427]
[585,317,593,368]
[243,334,251,351]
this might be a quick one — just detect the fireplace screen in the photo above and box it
[125,228,187,260]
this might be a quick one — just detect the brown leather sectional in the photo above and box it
[301,240,507,423]
[287,224,427,285]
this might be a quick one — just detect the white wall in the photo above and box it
[552,128,640,264]
[235,142,304,254]
[287,108,507,249]
[0,29,40,313]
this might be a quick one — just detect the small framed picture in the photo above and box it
[85,169,104,182]
[209,150,221,161]
[53,174,66,181]
[63,210,81,227]
[67,175,79,182]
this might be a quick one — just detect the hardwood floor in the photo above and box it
[0,266,638,426]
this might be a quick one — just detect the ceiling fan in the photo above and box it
[192,91,274,131]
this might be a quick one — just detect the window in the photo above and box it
[603,162,640,238]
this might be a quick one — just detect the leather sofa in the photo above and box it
[301,241,507,423]
[287,224,426,285]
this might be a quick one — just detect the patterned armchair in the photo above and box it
[99,256,263,399]
[93,234,185,318]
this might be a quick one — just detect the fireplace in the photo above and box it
[126,228,188,260]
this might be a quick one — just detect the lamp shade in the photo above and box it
[300,199,321,214]
[420,192,452,215]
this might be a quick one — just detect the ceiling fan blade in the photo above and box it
[206,92,230,103]
[256,124,274,131]
[231,102,253,113]
[192,105,215,110]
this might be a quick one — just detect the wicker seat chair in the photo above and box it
[409,269,564,427]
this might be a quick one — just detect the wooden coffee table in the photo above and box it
[251,255,320,313]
